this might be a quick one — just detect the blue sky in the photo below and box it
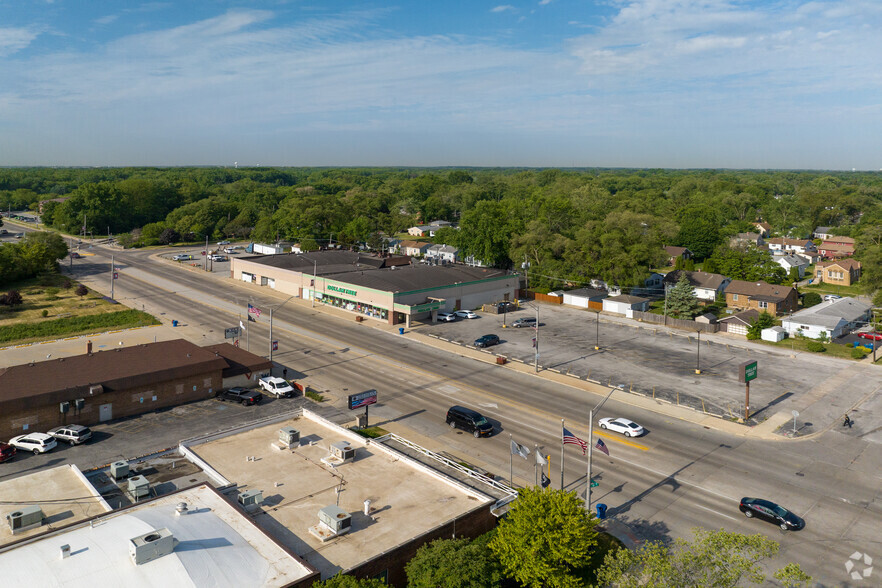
[1,1,880,169]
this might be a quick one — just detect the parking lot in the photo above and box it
[423,303,875,422]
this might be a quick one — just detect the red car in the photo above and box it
[0,442,16,463]
[858,332,882,341]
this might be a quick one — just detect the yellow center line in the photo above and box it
[595,430,650,451]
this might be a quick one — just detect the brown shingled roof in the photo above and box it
[203,343,272,378]
[724,280,795,302]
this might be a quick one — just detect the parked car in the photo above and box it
[446,405,493,438]
[512,317,537,328]
[497,301,516,312]
[454,310,478,319]
[8,432,57,455]
[223,247,237,254]
[172,253,193,261]
[47,425,93,445]
[739,497,804,531]
[217,240,231,245]
[208,254,228,262]
[598,417,644,437]
[436,312,456,322]
[474,334,500,348]
[258,377,295,398]
[0,442,16,463]
[857,332,882,341]
[823,295,842,301]
[217,387,263,405]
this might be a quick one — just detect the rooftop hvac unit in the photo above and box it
[128,475,150,500]
[318,505,352,535]
[278,427,299,448]
[110,460,130,480]
[129,528,178,565]
[238,489,263,511]
[6,505,44,534]
[330,441,356,463]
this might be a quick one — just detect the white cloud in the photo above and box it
[491,5,516,13]
[0,27,39,56]
[94,14,119,26]
[539,0,553,5]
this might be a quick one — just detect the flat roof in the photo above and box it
[0,465,112,548]
[330,263,510,294]
[0,485,315,587]
[186,411,492,579]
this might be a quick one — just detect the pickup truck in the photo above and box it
[259,376,296,398]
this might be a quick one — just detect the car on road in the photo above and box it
[474,334,500,348]
[217,240,231,245]
[739,497,804,531]
[172,253,194,261]
[598,417,644,437]
[454,310,478,319]
[217,387,263,406]
[436,312,456,322]
[823,294,842,301]
[857,332,882,341]
[0,442,16,463]
[208,254,228,262]
[512,317,537,328]
[223,247,238,254]
[446,405,493,437]
[8,432,57,455]
[47,425,93,445]
[69,251,82,259]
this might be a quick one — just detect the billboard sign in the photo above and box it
[348,389,377,410]
[224,326,240,339]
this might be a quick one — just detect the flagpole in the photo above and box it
[534,444,538,486]
[509,434,513,488]
[587,408,594,513]
[560,419,565,491]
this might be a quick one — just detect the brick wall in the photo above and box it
[0,370,221,440]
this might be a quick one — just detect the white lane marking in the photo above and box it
[479,402,498,409]
[693,502,738,521]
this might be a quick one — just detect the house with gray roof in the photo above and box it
[662,270,731,301]
[773,253,810,278]
[781,297,872,339]
[425,243,459,263]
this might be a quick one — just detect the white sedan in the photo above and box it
[454,310,478,319]
[9,432,57,454]
[598,418,644,437]
[436,312,457,322]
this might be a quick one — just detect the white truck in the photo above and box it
[258,376,295,398]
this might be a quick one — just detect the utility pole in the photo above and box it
[594,311,600,350]
[312,259,317,308]
[533,304,540,373]
[205,235,209,271]
[587,388,615,514]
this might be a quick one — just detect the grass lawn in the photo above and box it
[761,336,866,360]
[0,273,159,345]
[802,282,865,297]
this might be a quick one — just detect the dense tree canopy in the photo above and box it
[0,232,68,284]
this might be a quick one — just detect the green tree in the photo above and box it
[489,487,598,588]
[788,267,800,283]
[746,311,776,340]
[596,528,811,588]
[802,292,822,307]
[666,274,701,319]
[406,533,503,588]
[675,207,721,260]
[158,228,180,245]
[709,245,786,283]
[312,574,386,588]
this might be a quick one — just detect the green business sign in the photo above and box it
[741,360,758,383]
[327,284,357,297]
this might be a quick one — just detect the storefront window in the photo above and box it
[317,294,387,320]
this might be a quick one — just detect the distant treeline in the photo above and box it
[2,167,882,297]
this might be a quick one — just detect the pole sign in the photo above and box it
[348,390,377,410]
[112,272,118,279]
[224,326,241,339]
[740,360,758,383]
[272,340,279,351]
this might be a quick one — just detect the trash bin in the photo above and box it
[398,327,405,335]
[496,356,507,365]
[172,320,178,327]
[595,503,607,520]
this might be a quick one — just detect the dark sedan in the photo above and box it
[474,334,500,348]
[218,387,263,406]
[739,497,804,531]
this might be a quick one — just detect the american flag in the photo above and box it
[248,303,261,318]
[563,427,587,455]
[595,438,610,456]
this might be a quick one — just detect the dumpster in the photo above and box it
[595,503,607,520]
[398,327,405,335]
[172,320,178,327]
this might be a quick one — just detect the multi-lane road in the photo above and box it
[31,238,882,586]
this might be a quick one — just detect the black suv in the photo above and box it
[739,497,804,531]
[218,388,263,406]
[474,334,500,348]
[446,405,493,438]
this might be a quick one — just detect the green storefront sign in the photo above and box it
[740,360,758,383]
[327,284,357,297]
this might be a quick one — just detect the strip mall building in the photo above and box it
[230,250,517,327]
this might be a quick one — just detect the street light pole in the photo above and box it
[695,331,701,374]
[595,311,600,350]
[587,388,615,514]
[269,295,297,374]
[533,304,540,373]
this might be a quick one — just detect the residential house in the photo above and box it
[718,309,759,336]
[797,250,822,265]
[819,236,856,260]
[662,270,731,302]
[729,233,764,248]
[397,240,431,257]
[602,294,650,315]
[766,237,818,256]
[724,280,798,315]
[407,225,432,237]
[813,226,835,240]
[773,253,809,278]
[428,220,453,228]
[663,246,693,266]
[781,297,872,339]
[424,244,459,263]
[753,221,772,237]
[815,259,862,286]
[562,288,608,310]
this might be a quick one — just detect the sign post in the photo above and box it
[348,390,378,428]
[739,360,758,420]
[224,326,241,339]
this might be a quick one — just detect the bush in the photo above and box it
[806,340,826,352]
[0,290,23,306]
[851,347,870,359]
[75,284,89,297]
[63,280,72,289]
[41,309,49,317]
[802,292,822,307]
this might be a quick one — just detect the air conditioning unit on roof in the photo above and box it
[6,505,44,534]
[130,528,177,565]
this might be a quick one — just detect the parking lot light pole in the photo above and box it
[695,331,701,374]
[594,311,600,350]
[269,295,297,372]
[587,388,615,514]
[532,304,540,373]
